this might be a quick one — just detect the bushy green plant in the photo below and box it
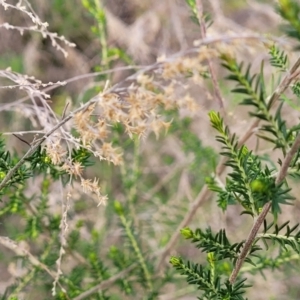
[170,1,300,299]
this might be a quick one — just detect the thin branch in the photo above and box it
[0,65,142,111]
[142,159,190,201]
[3,130,44,136]
[229,132,300,284]
[61,101,70,120]
[268,56,300,108]
[12,134,31,147]
[195,0,225,112]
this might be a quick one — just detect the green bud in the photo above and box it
[76,220,84,228]
[169,256,181,267]
[208,111,220,124]
[43,156,51,164]
[241,145,249,156]
[250,179,267,193]
[180,227,194,239]
[207,252,215,263]
[222,261,231,273]
[109,246,118,255]
[0,171,5,179]
[114,201,124,215]
[11,202,19,213]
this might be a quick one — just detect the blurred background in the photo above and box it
[0,0,300,299]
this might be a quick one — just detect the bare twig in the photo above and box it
[142,159,190,201]
[268,56,300,108]
[229,132,300,283]
[52,180,70,296]
[4,130,44,136]
[0,65,142,112]
[12,134,31,147]
[195,0,225,112]
[61,101,70,120]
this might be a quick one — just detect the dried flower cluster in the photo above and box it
[72,55,206,157]
[45,136,108,206]
[42,52,208,206]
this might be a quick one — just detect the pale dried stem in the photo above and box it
[52,180,70,296]
[196,0,225,113]
[142,159,191,201]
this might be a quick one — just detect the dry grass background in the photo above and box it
[0,0,300,299]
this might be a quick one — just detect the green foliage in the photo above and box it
[0,143,32,192]
[82,0,133,69]
[114,200,153,292]
[82,0,108,64]
[170,256,250,300]
[180,227,261,265]
[292,82,300,98]
[221,53,300,155]
[269,44,288,72]
[260,220,300,252]
[185,0,212,27]
[208,111,294,218]
[277,0,300,48]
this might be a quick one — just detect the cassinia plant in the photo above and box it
[0,0,300,300]
[170,0,300,299]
